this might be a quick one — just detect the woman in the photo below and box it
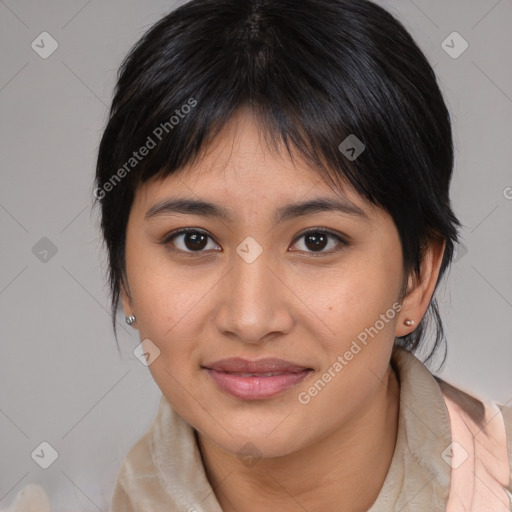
[93,0,512,510]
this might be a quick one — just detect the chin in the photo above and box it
[200,418,311,460]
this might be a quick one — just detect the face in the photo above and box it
[121,107,407,458]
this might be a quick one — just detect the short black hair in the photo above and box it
[93,0,462,367]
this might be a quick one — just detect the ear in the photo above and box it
[396,237,446,337]
[120,278,136,327]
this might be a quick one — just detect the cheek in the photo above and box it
[133,271,208,348]
[125,239,211,356]
[293,254,402,422]
[128,260,211,407]
[310,248,402,349]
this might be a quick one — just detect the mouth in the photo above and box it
[202,358,314,400]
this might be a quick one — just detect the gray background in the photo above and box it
[1,0,511,510]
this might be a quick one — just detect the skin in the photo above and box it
[121,106,445,511]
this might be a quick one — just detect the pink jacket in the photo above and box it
[441,379,511,511]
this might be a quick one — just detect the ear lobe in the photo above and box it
[396,238,446,337]
[120,279,134,317]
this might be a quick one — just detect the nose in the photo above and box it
[214,247,294,344]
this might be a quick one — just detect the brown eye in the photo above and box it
[291,229,348,254]
[161,228,219,253]
[181,232,208,251]
[304,232,329,251]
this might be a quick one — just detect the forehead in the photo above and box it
[173,106,325,186]
[132,106,378,221]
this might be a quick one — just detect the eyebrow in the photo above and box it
[144,196,369,224]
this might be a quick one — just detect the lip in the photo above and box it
[202,358,313,400]
[203,357,312,373]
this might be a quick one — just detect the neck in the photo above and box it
[196,364,400,512]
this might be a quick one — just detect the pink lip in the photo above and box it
[202,358,313,400]
[203,357,313,373]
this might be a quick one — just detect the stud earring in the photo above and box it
[404,319,415,327]
[125,315,136,326]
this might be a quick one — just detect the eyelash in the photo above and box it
[159,227,349,257]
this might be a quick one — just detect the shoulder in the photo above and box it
[392,347,512,504]
[498,402,512,497]
[0,483,51,512]
[436,377,512,500]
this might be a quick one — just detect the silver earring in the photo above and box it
[404,319,415,326]
[125,315,136,325]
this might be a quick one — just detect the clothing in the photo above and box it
[109,347,512,511]
[0,484,51,512]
